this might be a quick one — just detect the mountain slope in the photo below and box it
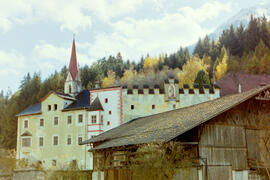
[209,3,270,40]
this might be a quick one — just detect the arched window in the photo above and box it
[69,85,72,93]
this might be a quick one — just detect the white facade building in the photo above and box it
[16,39,220,171]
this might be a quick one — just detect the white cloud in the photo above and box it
[32,42,93,65]
[0,42,94,91]
[0,0,152,32]
[0,17,12,32]
[87,1,231,61]
[0,50,26,75]
[33,43,70,62]
[178,1,232,22]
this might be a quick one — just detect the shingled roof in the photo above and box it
[81,85,270,150]
[16,103,41,116]
[88,97,103,111]
[63,90,90,111]
[217,73,270,96]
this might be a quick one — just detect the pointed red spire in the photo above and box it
[68,38,78,80]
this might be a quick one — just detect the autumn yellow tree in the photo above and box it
[215,48,228,80]
[121,66,137,84]
[143,56,159,73]
[101,70,116,87]
[177,55,209,87]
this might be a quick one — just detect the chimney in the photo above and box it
[95,81,101,89]
[238,84,242,93]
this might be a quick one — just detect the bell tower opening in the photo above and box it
[64,38,82,96]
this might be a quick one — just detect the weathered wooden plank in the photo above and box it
[200,147,247,169]
[246,129,270,168]
[207,166,232,180]
[199,124,246,147]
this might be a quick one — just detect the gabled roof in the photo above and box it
[68,39,79,80]
[16,103,41,117]
[217,73,270,96]
[81,85,270,150]
[88,97,103,111]
[40,91,76,102]
[63,90,90,111]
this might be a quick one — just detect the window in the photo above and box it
[52,160,57,166]
[78,137,83,144]
[100,115,103,124]
[69,85,72,93]
[24,120,28,128]
[54,104,57,110]
[22,138,31,147]
[152,105,155,109]
[67,136,72,145]
[91,135,96,139]
[48,105,51,111]
[39,137,44,147]
[40,119,44,127]
[131,105,134,110]
[78,114,83,123]
[91,115,97,124]
[173,104,176,109]
[105,98,108,103]
[67,115,72,124]
[53,136,58,145]
[54,117,59,126]
[109,111,112,115]
[107,121,110,126]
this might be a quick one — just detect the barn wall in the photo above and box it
[199,124,247,170]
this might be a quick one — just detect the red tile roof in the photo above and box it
[68,39,78,80]
[217,73,270,96]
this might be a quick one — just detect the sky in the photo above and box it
[0,0,268,93]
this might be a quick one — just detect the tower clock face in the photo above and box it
[169,84,176,98]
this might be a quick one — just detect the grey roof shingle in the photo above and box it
[88,97,103,111]
[16,103,41,117]
[63,90,90,111]
[81,85,270,150]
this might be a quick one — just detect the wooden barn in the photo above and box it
[81,85,270,180]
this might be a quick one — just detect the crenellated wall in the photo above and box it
[122,80,220,123]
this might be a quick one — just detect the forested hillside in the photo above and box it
[1,15,270,149]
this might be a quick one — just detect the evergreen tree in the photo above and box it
[194,70,210,87]
[246,15,261,52]
[260,16,270,48]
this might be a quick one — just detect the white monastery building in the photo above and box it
[16,39,220,170]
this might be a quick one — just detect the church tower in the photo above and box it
[64,39,82,96]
